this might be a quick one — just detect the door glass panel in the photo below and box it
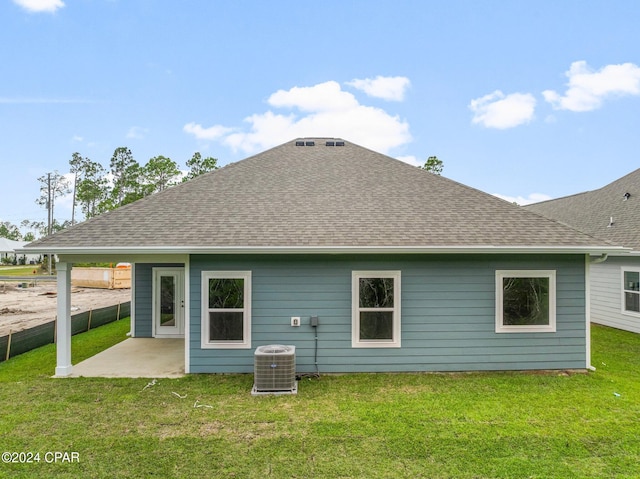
[160,275,176,327]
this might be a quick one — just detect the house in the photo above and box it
[526,168,640,334]
[22,138,626,377]
[0,237,38,264]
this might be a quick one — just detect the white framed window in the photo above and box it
[201,271,251,349]
[621,267,640,316]
[495,270,556,333]
[352,271,401,348]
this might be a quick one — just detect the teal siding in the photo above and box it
[189,254,587,373]
[134,263,183,338]
[134,264,153,337]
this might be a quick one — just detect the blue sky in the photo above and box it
[1,0,639,232]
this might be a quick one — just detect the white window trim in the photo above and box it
[495,270,556,333]
[201,271,252,349]
[352,270,401,348]
[621,266,640,318]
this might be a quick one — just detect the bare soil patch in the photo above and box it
[0,282,131,336]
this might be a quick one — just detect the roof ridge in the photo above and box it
[525,167,640,209]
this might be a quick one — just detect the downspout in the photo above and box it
[586,253,609,371]
[590,253,608,264]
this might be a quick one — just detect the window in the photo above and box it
[201,271,251,349]
[352,271,401,347]
[622,268,640,315]
[495,270,556,333]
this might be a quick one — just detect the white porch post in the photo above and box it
[55,261,73,377]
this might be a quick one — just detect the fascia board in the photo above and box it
[25,245,630,257]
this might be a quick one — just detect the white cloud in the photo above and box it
[346,76,411,101]
[184,80,411,155]
[543,61,640,112]
[183,122,233,140]
[269,81,358,112]
[469,90,536,129]
[12,0,64,13]
[492,192,552,206]
[71,135,83,143]
[126,126,149,140]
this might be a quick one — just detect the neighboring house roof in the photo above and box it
[0,237,28,254]
[525,168,640,252]
[24,138,622,255]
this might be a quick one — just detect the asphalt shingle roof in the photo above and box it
[525,168,640,251]
[26,138,615,252]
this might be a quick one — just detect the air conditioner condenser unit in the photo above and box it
[252,344,297,395]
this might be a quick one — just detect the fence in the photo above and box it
[71,266,131,289]
[0,301,131,363]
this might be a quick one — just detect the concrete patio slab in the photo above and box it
[69,338,184,378]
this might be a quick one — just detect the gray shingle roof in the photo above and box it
[25,138,618,253]
[525,168,640,251]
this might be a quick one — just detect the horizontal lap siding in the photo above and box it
[591,257,640,333]
[134,264,153,337]
[189,254,586,373]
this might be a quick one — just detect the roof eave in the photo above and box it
[18,245,631,256]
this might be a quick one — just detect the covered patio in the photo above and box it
[46,257,189,377]
[70,338,184,378]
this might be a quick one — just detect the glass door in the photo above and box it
[153,268,184,337]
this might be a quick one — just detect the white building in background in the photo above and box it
[0,237,40,264]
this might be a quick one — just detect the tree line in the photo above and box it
[64,148,218,221]
[1,148,218,241]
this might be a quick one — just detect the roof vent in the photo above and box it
[623,192,631,201]
[305,141,315,146]
[335,141,345,146]
[608,216,614,228]
[325,141,335,146]
[295,141,305,146]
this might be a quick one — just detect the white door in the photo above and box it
[153,267,185,338]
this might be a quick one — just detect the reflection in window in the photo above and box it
[502,277,550,326]
[623,270,640,314]
[496,270,556,333]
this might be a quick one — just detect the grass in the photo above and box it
[0,318,130,382]
[0,265,45,277]
[0,322,639,478]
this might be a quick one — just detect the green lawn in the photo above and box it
[0,265,46,277]
[0,321,639,478]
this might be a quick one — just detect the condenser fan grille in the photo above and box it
[257,345,293,355]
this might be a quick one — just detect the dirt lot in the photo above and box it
[0,282,131,336]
